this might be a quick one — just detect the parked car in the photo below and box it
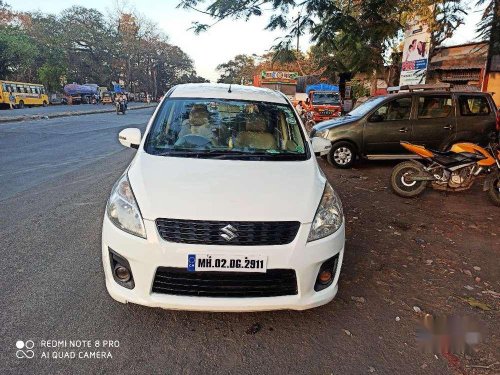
[311,91,499,168]
[102,83,343,311]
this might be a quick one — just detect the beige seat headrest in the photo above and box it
[245,115,267,132]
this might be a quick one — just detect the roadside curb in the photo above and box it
[0,104,157,124]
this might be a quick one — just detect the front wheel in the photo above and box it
[18,100,25,109]
[390,161,428,198]
[487,174,500,206]
[42,100,47,107]
[327,142,356,168]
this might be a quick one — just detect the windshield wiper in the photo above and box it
[207,151,302,160]
[154,149,303,160]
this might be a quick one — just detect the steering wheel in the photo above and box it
[174,134,212,148]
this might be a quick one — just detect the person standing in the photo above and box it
[295,101,304,116]
[9,89,15,110]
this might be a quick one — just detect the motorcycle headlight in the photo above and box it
[308,182,344,242]
[106,173,146,238]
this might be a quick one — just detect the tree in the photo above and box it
[1,3,207,94]
[216,54,256,84]
[476,0,500,72]
[179,0,466,86]
[0,26,38,79]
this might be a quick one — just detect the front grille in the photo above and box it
[152,267,298,297]
[156,219,300,246]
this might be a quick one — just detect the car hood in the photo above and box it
[313,115,361,131]
[128,153,326,223]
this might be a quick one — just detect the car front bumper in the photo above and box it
[101,215,345,312]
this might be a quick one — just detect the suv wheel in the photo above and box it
[327,142,356,168]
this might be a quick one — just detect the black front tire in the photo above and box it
[18,100,25,109]
[390,161,427,198]
[327,141,356,169]
[487,175,500,206]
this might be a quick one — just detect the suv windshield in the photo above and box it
[347,96,388,117]
[144,98,309,160]
[312,92,340,105]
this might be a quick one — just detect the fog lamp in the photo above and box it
[114,265,131,282]
[318,270,333,284]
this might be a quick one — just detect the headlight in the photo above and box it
[308,182,344,242]
[106,173,146,238]
[315,129,328,138]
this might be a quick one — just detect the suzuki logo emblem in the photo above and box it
[220,224,238,242]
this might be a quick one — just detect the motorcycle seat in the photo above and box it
[432,151,485,167]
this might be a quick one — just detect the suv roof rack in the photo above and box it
[388,83,452,94]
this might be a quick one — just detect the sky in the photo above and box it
[9,0,485,81]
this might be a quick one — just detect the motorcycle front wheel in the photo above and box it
[487,175,500,206]
[390,161,428,198]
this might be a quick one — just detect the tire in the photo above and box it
[18,100,24,109]
[327,141,356,168]
[390,161,428,198]
[487,174,500,206]
[42,100,47,107]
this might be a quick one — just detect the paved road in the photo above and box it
[0,102,155,119]
[1,110,495,374]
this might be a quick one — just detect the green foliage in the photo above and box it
[476,0,500,56]
[180,0,468,80]
[0,26,38,79]
[37,63,66,92]
[216,54,256,84]
[1,4,207,95]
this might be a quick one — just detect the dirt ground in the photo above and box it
[319,157,499,374]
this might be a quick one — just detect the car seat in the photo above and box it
[234,115,277,150]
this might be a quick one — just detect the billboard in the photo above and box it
[260,71,298,83]
[400,19,431,85]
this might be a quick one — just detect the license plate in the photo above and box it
[187,254,267,272]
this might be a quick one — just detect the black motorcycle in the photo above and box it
[116,101,126,115]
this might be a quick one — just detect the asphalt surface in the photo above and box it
[0,110,497,374]
[0,102,153,118]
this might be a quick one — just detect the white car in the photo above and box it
[102,83,345,311]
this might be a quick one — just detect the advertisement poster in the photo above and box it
[399,18,431,85]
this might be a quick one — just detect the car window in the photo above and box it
[417,96,453,119]
[145,98,308,160]
[371,97,412,121]
[458,96,491,116]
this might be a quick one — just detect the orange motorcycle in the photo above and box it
[390,140,500,206]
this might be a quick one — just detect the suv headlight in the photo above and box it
[308,182,344,242]
[315,129,329,138]
[106,173,146,238]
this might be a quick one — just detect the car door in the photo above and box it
[412,94,457,150]
[363,96,413,155]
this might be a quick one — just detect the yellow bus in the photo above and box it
[0,80,49,108]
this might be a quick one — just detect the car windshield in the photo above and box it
[144,98,309,160]
[312,92,340,105]
[347,96,388,117]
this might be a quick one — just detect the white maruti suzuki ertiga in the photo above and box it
[102,83,345,311]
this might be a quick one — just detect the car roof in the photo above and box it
[169,83,288,104]
[390,90,491,96]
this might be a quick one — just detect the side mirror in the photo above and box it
[118,128,141,149]
[368,114,383,122]
[311,137,332,156]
